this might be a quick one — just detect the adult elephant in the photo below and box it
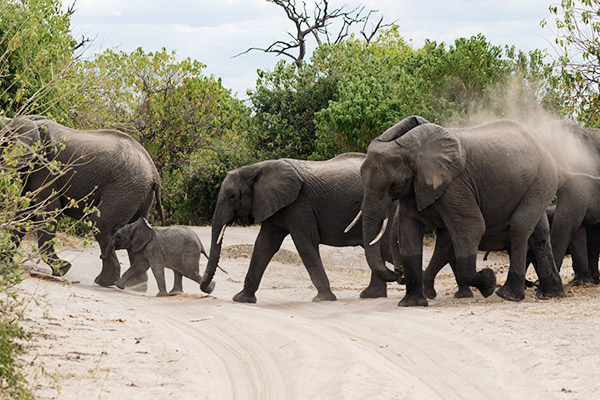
[544,121,600,285]
[199,153,401,303]
[360,116,564,306]
[2,116,163,287]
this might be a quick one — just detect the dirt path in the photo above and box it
[19,226,600,399]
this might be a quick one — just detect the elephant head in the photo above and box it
[200,160,303,293]
[104,218,154,257]
[361,116,466,282]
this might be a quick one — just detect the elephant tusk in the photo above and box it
[369,217,388,246]
[216,224,227,245]
[344,210,362,233]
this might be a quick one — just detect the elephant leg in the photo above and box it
[398,217,428,307]
[568,226,595,285]
[170,270,184,296]
[123,249,148,292]
[442,210,495,300]
[360,272,387,299]
[448,259,474,298]
[587,226,600,284]
[115,259,150,290]
[422,229,473,299]
[527,215,564,299]
[36,224,72,276]
[150,262,168,297]
[291,234,337,302]
[94,233,121,287]
[233,222,288,303]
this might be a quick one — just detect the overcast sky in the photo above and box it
[65,0,558,99]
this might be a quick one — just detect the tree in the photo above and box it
[544,0,600,126]
[250,27,559,161]
[236,0,392,69]
[70,48,254,224]
[0,0,79,120]
[0,1,94,398]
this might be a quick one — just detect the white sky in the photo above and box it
[65,0,559,99]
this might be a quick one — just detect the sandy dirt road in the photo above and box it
[18,226,600,399]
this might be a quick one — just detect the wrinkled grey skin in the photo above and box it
[360,116,564,307]
[1,116,163,287]
[547,121,600,285]
[422,217,544,300]
[200,153,402,303]
[106,218,214,297]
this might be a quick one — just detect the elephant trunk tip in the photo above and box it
[200,280,215,294]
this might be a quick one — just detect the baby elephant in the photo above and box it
[105,218,215,296]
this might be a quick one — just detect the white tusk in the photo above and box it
[369,217,388,246]
[217,224,227,245]
[344,210,362,233]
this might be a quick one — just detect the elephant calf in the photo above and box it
[105,218,215,296]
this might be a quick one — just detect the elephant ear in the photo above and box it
[252,160,303,223]
[404,123,466,211]
[377,116,430,142]
[132,218,154,253]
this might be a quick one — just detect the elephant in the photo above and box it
[1,116,163,287]
[360,115,564,307]
[199,153,402,303]
[104,217,214,297]
[543,121,600,285]
[422,218,541,299]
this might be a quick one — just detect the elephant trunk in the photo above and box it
[201,212,227,294]
[362,204,400,282]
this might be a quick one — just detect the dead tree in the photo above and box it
[236,0,393,69]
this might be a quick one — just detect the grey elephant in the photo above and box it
[1,116,163,287]
[544,121,600,285]
[105,218,215,297]
[199,153,402,303]
[360,116,564,306]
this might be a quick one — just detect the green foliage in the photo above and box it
[543,0,600,127]
[247,60,338,160]
[251,28,559,161]
[69,47,254,224]
[0,0,77,120]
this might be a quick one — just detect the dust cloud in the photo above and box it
[441,76,597,174]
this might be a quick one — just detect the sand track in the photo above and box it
[19,226,600,399]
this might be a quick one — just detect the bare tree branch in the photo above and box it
[234,0,391,69]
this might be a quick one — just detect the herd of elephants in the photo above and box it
[5,114,600,307]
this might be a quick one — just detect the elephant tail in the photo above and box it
[153,181,165,225]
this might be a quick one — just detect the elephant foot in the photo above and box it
[313,291,337,302]
[114,279,126,290]
[359,285,387,299]
[51,260,72,277]
[169,289,184,296]
[532,274,564,299]
[94,273,119,287]
[495,284,525,302]
[569,275,596,286]
[233,290,257,303]
[422,280,437,299]
[472,268,497,298]
[454,286,474,299]
[398,293,428,307]
[156,291,169,297]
